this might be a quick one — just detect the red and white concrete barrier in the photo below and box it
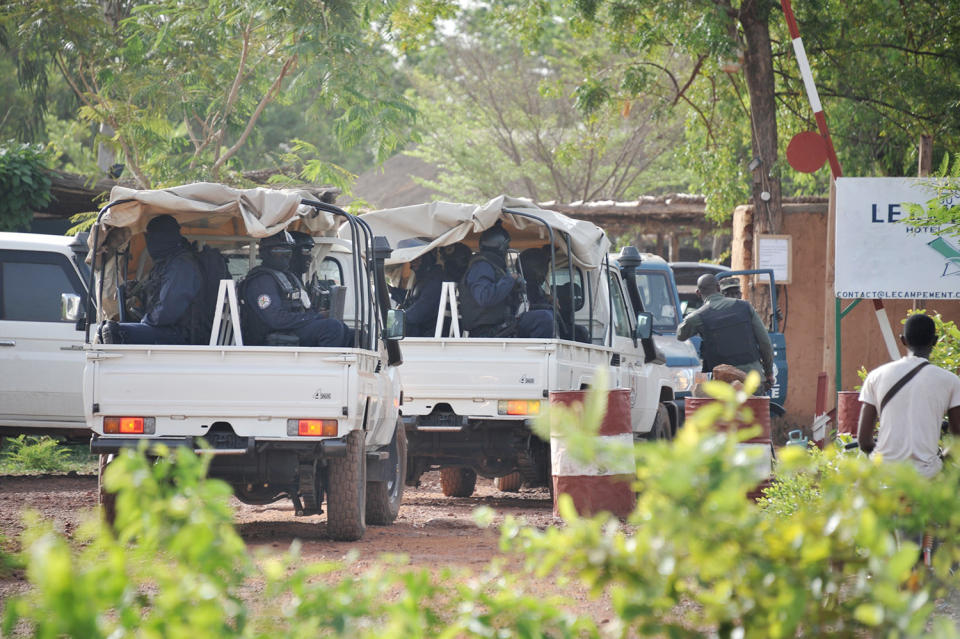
[549,388,635,518]
[685,395,774,500]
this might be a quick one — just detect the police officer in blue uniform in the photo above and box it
[459,222,552,338]
[399,248,444,337]
[101,214,203,344]
[519,247,590,342]
[239,231,354,347]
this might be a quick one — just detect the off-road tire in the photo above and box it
[366,422,406,525]
[98,454,117,526]
[645,404,672,441]
[494,471,522,492]
[326,430,367,541]
[440,467,477,497]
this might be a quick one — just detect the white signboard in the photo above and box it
[756,234,791,283]
[835,177,960,299]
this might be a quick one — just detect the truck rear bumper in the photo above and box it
[90,435,348,457]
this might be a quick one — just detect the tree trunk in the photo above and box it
[739,0,782,323]
[739,0,782,236]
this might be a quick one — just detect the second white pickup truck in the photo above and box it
[359,196,676,495]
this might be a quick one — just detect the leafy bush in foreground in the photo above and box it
[5,376,960,637]
[3,446,592,638]
[517,374,960,638]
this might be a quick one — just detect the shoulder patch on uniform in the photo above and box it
[257,294,272,309]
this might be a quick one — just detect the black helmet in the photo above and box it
[287,230,315,275]
[259,231,294,268]
[288,230,316,253]
[478,221,511,255]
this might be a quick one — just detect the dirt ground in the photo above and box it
[0,471,616,624]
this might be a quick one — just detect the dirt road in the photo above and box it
[0,471,615,621]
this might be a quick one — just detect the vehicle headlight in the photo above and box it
[672,367,699,393]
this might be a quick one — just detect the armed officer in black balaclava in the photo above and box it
[100,214,202,344]
[239,231,353,347]
[459,221,552,338]
[400,248,444,337]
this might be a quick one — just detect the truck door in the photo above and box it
[0,248,87,430]
[607,271,654,431]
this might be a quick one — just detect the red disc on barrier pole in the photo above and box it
[786,131,829,173]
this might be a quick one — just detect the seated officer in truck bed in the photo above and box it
[100,214,202,345]
[459,222,552,338]
[239,231,354,347]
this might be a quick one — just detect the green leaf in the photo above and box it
[853,603,885,626]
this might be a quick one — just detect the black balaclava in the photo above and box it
[288,230,315,278]
[519,248,548,284]
[259,231,295,271]
[145,214,185,260]
[478,221,510,270]
[413,249,437,273]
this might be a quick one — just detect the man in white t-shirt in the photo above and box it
[858,313,960,478]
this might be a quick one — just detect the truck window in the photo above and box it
[635,271,679,332]
[0,250,84,322]
[316,256,343,285]
[608,273,632,338]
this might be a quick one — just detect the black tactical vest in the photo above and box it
[698,300,760,372]
[239,266,305,344]
[458,254,515,332]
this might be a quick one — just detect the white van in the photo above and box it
[0,232,89,439]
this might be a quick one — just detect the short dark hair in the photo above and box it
[903,313,937,348]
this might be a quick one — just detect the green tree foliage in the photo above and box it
[0,141,51,230]
[791,1,960,178]
[404,4,686,203]
[1,0,418,188]
[475,0,960,223]
[904,154,960,242]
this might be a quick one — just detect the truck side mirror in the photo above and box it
[384,309,406,341]
[61,293,82,322]
[634,311,653,340]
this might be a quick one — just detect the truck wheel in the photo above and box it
[366,421,406,525]
[494,471,522,492]
[440,467,476,497]
[326,430,367,541]
[646,404,672,441]
[98,454,117,526]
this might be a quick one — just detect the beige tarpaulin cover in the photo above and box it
[87,182,341,320]
[89,182,339,255]
[354,195,611,268]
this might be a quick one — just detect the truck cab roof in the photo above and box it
[0,232,85,254]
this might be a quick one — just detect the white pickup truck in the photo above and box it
[84,184,405,540]
[0,231,90,440]
[359,197,676,495]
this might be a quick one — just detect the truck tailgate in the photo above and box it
[399,338,612,417]
[85,345,377,438]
